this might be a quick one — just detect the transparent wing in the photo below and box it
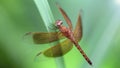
[42,39,73,57]
[25,32,65,44]
[73,13,83,42]
[56,3,73,30]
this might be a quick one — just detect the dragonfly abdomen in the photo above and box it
[73,41,92,65]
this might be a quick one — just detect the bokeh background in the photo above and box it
[0,0,120,68]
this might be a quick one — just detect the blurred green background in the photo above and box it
[0,0,120,68]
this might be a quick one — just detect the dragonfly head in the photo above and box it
[55,20,63,27]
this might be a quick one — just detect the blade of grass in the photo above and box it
[34,0,66,68]
[34,0,54,31]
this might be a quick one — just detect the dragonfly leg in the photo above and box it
[48,23,58,30]
[36,52,42,56]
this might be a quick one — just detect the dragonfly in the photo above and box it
[25,4,92,65]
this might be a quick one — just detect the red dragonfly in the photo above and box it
[25,4,92,65]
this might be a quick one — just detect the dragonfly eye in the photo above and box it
[55,20,63,27]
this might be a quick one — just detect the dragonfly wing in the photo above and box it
[73,13,82,42]
[56,4,73,30]
[25,32,65,44]
[33,32,65,44]
[37,39,73,57]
